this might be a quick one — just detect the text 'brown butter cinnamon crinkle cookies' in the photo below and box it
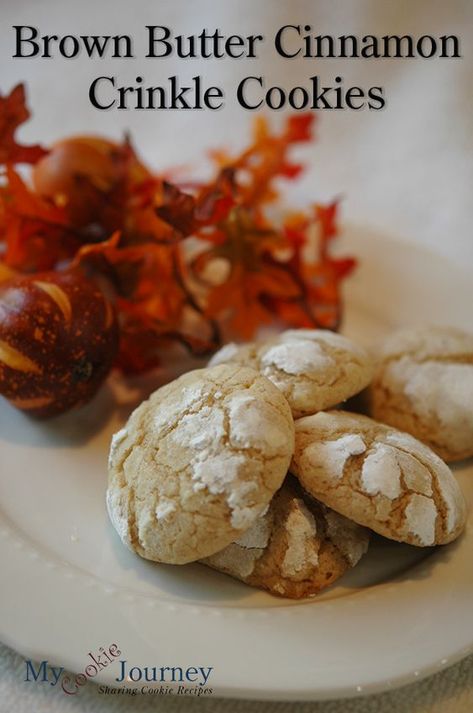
[291,411,466,547]
[209,329,374,418]
[202,479,370,599]
[369,326,473,462]
[106,365,295,564]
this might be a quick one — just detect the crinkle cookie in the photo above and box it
[369,326,473,462]
[107,364,295,564]
[202,478,370,598]
[209,329,374,418]
[291,411,467,547]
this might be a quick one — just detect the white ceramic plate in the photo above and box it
[0,229,472,701]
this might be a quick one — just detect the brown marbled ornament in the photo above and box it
[0,269,118,417]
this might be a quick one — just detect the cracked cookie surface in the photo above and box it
[369,326,473,462]
[291,411,466,547]
[209,329,374,418]
[107,364,295,564]
[202,478,370,598]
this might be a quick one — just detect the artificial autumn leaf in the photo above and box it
[276,201,356,331]
[73,231,218,371]
[3,166,66,224]
[315,201,340,262]
[192,207,286,280]
[190,178,355,340]
[0,85,357,377]
[156,168,234,237]
[74,231,184,309]
[0,166,77,271]
[0,261,17,284]
[284,114,315,142]
[115,300,217,373]
[197,208,304,337]
[329,257,357,279]
[0,84,48,165]
[155,182,197,235]
[205,266,277,339]
[210,113,316,210]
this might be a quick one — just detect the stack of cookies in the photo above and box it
[107,327,470,599]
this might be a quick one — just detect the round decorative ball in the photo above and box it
[0,269,118,417]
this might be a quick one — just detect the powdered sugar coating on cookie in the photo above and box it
[404,495,437,546]
[304,434,367,481]
[202,479,370,598]
[281,505,319,577]
[370,326,473,462]
[383,431,463,536]
[291,410,467,547]
[209,329,374,417]
[106,486,133,550]
[360,443,402,500]
[203,509,273,580]
[227,392,288,454]
[155,499,176,521]
[322,509,370,567]
[108,427,128,468]
[106,364,295,564]
[261,340,334,377]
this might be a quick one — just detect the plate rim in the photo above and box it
[1,229,472,701]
